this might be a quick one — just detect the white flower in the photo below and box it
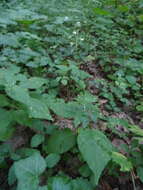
[73,31,77,35]
[80,38,84,41]
[76,21,81,27]
[64,16,69,21]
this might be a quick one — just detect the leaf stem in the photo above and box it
[131,170,137,190]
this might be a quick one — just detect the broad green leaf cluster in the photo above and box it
[0,0,143,189]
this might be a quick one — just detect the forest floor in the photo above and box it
[0,0,143,190]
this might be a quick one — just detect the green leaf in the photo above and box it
[118,5,129,12]
[38,186,47,190]
[77,129,113,185]
[0,109,14,141]
[93,8,111,16]
[14,153,46,190]
[0,33,20,48]
[31,134,45,148]
[126,76,136,84]
[17,181,44,190]
[6,85,52,120]
[48,176,93,190]
[52,101,99,127]
[6,85,30,104]
[15,148,40,159]
[112,152,132,172]
[78,164,92,178]
[45,153,60,168]
[71,178,93,190]
[136,105,143,112]
[61,79,68,86]
[19,77,47,89]
[29,121,57,134]
[0,68,16,87]
[12,110,33,126]
[48,176,71,190]
[14,153,46,179]
[28,98,52,120]
[44,129,76,154]
[8,165,16,186]
[138,15,143,22]
[137,167,143,183]
[0,94,9,107]
[129,125,143,137]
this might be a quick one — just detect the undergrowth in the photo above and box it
[0,0,143,189]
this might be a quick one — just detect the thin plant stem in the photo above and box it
[131,170,137,190]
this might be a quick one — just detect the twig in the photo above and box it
[131,170,137,190]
